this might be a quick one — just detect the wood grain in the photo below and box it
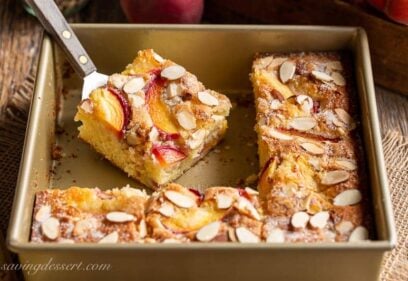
[0,0,406,138]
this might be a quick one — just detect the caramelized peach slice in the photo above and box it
[146,75,180,136]
[152,145,186,166]
[89,87,130,137]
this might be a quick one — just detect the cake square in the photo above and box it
[75,49,231,188]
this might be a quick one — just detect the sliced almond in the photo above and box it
[334,108,353,125]
[321,170,350,185]
[309,211,330,229]
[138,219,147,238]
[80,99,93,114]
[152,51,165,63]
[237,197,261,221]
[158,203,175,217]
[269,57,288,69]
[109,74,129,90]
[325,61,343,71]
[331,72,346,86]
[196,221,221,242]
[228,227,237,242]
[161,65,186,80]
[312,70,333,82]
[163,238,182,244]
[176,110,197,130]
[216,194,233,209]
[166,83,182,98]
[333,189,362,206]
[279,61,296,83]
[106,211,135,223]
[289,117,317,131]
[128,94,145,108]
[263,127,293,140]
[98,231,119,244]
[336,220,354,235]
[308,157,321,170]
[58,239,75,244]
[212,115,225,122]
[349,226,369,242]
[41,217,60,240]
[123,77,145,94]
[198,91,219,106]
[164,190,196,208]
[266,228,285,243]
[148,127,159,142]
[291,211,309,228]
[335,159,357,171]
[244,187,259,195]
[270,99,282,110]
[296,95,313,112]
[73,218,98,236]
[300,142,325,155]
[35,205,51,222]
[235,227,260,243]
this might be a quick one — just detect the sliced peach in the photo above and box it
[146,75,180,136]
[152,145,186,166]
[89,87,130,137]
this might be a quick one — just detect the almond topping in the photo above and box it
[308,157,321,170]
[244,187,259,195]
[176,110,197,130]
[266,229,285,243]
[216,194,233,209]
[80,99,93,114]
[109,74,129,89]
[279,61,296,83]
[123,77,145,94]
[312,70,333,82]
[138,219,147,238]
[161,65,186,80]
[41,217,60,240]
[198,91,219,106]
[106,212,135,223]
[333,189,362,206]
[336,221,354,235]
[310,211,330,229]
[264,127,293,140]
[228,227,237,242]
[291,212,310,228]
[129,94,145,107]
[296,95,313,112]
[166,83,182,98]
[270,99,281,110]
[335,159,357,171]
[235,227,260,243]
[98,231,119,243]
[289,117,317,131]
[58,239,75,244]
[35,205,51,222]
[196,221,221,242]
[334,108,353,125]
[158,203,175,217]
[325,61,343,71]
[300,142,325,155]
[349,226,369,242]
[152,51,165,63]
[164,190,196,208]
[331,72,346,86]
[321,170,350,185]
[237,197,261,221]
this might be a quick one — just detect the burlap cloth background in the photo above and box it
[0,76,407,281]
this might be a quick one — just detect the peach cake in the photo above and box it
[252,52,372,242]
[30,51,372,244]
[75,49,231,188]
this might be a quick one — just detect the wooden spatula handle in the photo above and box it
[26,0,96,78]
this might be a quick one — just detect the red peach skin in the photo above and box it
[367,0,408,24]
[120,0,204,23]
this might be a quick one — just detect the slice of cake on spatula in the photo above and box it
[75,49,231,189]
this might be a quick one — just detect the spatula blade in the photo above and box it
[82,71,109,100]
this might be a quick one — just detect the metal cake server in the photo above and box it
[26,0,108,99]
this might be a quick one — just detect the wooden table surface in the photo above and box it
[1,0,407,137]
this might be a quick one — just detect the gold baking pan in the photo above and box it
[7,24,396,281]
